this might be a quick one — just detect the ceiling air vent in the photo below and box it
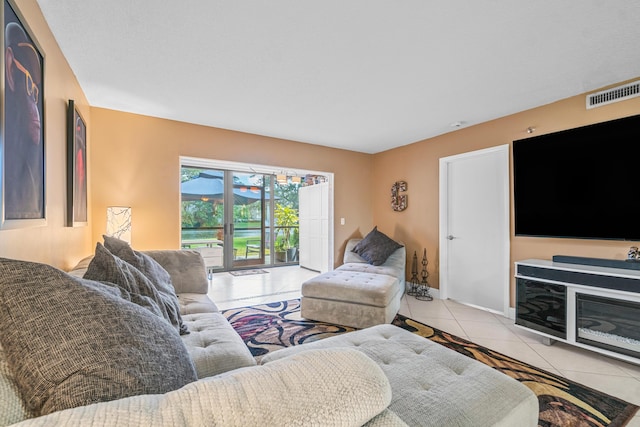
[586,80,640,109]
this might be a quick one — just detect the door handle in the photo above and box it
[447,235,455,240]
[223,224,235,235]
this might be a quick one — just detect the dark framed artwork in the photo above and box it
[1,0,45,228]
[66,100,87,226]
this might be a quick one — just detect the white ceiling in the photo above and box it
[36,1,640,154]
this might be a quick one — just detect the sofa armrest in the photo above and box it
[67,256,93,278]
[144,250,208,294]
[383,245,406,285]
[343,238,367,264]
[12,348,394,427]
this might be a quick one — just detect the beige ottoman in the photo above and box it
[262,324,539,427]
[301,269,402,329]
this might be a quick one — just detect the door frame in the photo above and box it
[180,156,335,272]
[438,144,510,316]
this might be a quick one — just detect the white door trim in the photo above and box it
[438,144,510,316]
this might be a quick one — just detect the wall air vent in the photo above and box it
[586,80,640,109]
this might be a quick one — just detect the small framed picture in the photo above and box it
[1,0,46,228]
[66,99,87,226]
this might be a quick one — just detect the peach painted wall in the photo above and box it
[373,78,640,306]
[89,108,373,266]
[5,3,636,294]
[0,0,92,270]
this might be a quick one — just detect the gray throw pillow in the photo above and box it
[103,236,189,335]
[0,257,197,416]
[84,243,171,321]
[352,226,403,266]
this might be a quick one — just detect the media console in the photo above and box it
[515,258,640,365]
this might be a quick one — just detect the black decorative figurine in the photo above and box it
[408,249,432,301]
[407,251,420,296]
[416,248,433,301]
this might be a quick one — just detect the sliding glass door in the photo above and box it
[181,164,301,271]
[230,171,266,269]
[180,167,226,270]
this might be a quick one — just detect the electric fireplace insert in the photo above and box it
[576,293,640,359]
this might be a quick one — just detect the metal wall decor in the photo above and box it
[407,249,433,301]
[391,181,407,211]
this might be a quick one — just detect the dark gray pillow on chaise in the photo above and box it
[103,235,189,335]
[352,226,403,266]
[0,257,197,416]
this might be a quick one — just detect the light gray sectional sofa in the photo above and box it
[0,244,398,426]
[0,237,539,426]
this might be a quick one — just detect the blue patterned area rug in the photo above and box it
[222,299,639,427]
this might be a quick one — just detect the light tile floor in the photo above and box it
[210,266,640,425]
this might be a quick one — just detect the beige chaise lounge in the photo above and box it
[301,238,406,328]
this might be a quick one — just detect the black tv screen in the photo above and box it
[513,114,640,241]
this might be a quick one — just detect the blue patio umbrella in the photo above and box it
[181,172,276,204]
[181,175,225,202]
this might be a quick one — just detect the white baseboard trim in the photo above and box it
[407,288,515,320]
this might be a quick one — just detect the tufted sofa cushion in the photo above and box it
[343,238,405,283]
[181,312,256,378]
[338,262,403,281]
[302,270,399,307]
[262,324,539,427]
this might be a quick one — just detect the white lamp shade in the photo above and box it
[106,207,132,243]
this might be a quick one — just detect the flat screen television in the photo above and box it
[513,114,640,241]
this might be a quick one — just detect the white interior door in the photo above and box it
[439,145,509,315]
